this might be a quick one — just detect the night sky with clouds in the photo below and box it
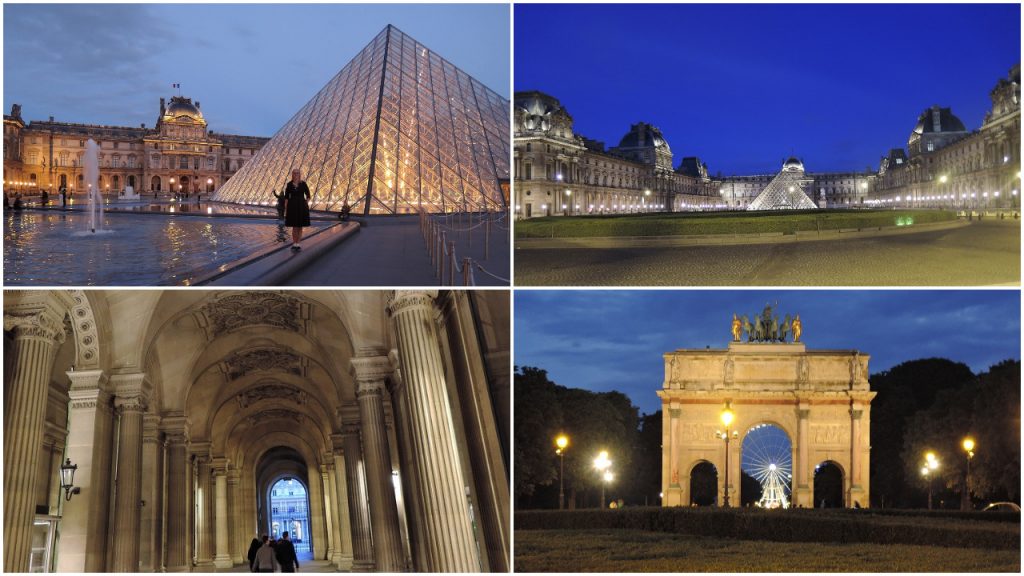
[515,3,1020,175]
[4,3,509,137]
[515,290,1021,415]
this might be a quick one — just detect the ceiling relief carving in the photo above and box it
[236,382,309,408]
[220,347,303,381]
[247,409,305,427]
[194,292,310,340]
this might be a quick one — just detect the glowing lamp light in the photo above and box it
[962,438,975,453]
[720,408,735,428]
[603,471,614,483]
[939,175,948,184]
[555,435,569,451]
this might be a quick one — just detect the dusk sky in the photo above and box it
[4,3,509,137]
[515,3,1020,175]
[515,290,1021,415]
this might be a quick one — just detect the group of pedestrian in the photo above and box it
[246,531,300,573]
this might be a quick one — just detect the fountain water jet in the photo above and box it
[83,139,101,233]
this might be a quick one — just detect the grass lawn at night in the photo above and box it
[515,209,958,238]
[514,529,1022,572]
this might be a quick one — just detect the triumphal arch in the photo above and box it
[658,305,875,508]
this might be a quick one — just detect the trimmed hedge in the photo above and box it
[515,209,959,238]
[514,508,1020,550]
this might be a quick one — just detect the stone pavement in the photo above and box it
[285,214,510,286]
[514,219,1020,286]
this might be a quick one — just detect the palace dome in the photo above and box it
[617,122,670,151]
[782,156,804,172]
[514,91,569,132]
[911,105,966,135]
[164,97,204,121]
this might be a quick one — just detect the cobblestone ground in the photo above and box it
[514,220,1020,286]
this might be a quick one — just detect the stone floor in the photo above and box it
[286,214,510,286]
[225,552,340,572]
[514,219,1020,286]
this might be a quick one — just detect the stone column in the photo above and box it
[795,404,811,508]
[162,417,191,572]
[3,303,67,573]
[110,374,149,572]
[849,406,866,507]
[58,369,115,572]
[388,291,479,572]
[193,451,215,568]
[228,469,243,564]
[439,292,510,572]
[353,356,406,572]
[324,460,345,567]
[140,415,164,572]
[331,436,354,571]
[213,460,232,569]
[387,357,429,571]
[339,410,375,572]
[320,462,337,563]
[667,407,681,506]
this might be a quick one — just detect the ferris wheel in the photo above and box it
[741,423,793,509]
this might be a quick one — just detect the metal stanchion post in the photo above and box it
[462,257,472,285]
[448,241,456,285]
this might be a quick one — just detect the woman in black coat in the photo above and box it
[284,168,311,250]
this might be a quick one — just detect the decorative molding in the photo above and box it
[351,355,393,384]
[387,290,438,316]
[3,309,67,344]
[236,381,308,408]
[68,290,100,369]
[247,409,304,427]
[221,347,302,381]
[194,292,307,340]
[115,394,148,413]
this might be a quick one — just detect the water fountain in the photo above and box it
[83,139,102,233]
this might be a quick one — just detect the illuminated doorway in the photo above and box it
[268,478,311,553]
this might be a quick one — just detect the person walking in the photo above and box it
[273,189,286,219]
[60,185,67,208]
[253,535,278,573]
[283,169,311,250]
[247,536,262,572]
[275,531,299,572]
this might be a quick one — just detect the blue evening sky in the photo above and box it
[4,3,509,137]
[515,290,1021,416]
[515,3,1020,175]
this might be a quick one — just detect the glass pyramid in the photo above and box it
[747,166,817,211]
[214,25,510,214]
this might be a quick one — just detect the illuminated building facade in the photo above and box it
[214,25,510,215]
[513,64,1020,217]
[871,65,1021,209]
[2,98,268,197]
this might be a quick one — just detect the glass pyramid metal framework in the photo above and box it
[214,25,510,214]
[746,164,818,211]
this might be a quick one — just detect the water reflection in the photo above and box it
[4,210,329,285]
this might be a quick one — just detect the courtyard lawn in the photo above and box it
[514,209,958,238]
[514,529,1022,572]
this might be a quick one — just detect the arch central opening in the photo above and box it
[741,423,793,509]
[270,478,311,553]
[255,446,314,559]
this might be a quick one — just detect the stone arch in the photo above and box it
[659,335,876,509]
[688,460,718,506]
[813,460,845,508]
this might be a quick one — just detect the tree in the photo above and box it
[869,358,974,507]
[513,367,563,501]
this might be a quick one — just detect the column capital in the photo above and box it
[330,433,346,455]
[387,290,438,316]
[3,292,72,344]
[210,457,230,475]
[357,379,386,398]
[115,394,148,414]
[110,372,151,399]
[67,368,109,393]
[190,441,212,462]
[162,415,191,447]
[338,405,361,437]
[143,414,162,444]
[351,355,393,385]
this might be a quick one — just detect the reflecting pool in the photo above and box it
[4,210,330,285]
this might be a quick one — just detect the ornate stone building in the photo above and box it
[3,289,509,573]
[872,65,1021,209]
[514,64,1019,217]
[659,315,875,509]
[2,96,269,196]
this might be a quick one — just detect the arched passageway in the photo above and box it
[689,461,718,506]
[814,461,845,508]
[3,290,510,573]
[742,423,793,509]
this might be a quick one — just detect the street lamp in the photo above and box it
[60,458,81,501]
[602,470,614,506]
[715,405,739,507]
[644,189,651,212]
[921,451,939,510]
[961,437,975,510]
[565,189,572,216]
[555,434,569,510]
[593,450,611,509]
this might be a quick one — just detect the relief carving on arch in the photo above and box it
[236,382,309,408]
[195,292,308,340]
[68,289,100,369]
[221,347,302,381]
[247,409,304,427]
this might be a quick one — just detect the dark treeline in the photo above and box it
[515,358,1020,510]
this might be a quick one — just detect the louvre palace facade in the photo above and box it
[3,98,269,197]
[513,64,1020,217]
